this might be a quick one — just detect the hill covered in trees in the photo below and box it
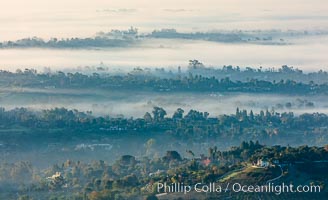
[1,142,327,200]
[1,106,327,149]
[1,66,327,94]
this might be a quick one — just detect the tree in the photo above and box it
[249,110,254,120]
[163,151,182,162]
[172,108,184,120]
[186,150,195,158]
[144,112,153,122]
[188,60,204,69]
[152,107,167,121]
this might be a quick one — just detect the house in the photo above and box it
[195,155,212,166]
[149,169,165,177]
[47,172,66,189]
[253,159,270,168]
[202,158,212,166]
[47,172,63,180]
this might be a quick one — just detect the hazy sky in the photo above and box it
[1,0,328,40]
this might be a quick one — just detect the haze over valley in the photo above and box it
[1,1,328,200]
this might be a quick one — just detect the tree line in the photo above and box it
[0,69,327,94]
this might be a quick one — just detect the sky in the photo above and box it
[1,0,328,40]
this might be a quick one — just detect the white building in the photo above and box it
[253,159,270,168]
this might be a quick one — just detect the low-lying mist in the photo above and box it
[1,88,327,118]
[1,36,328,72]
